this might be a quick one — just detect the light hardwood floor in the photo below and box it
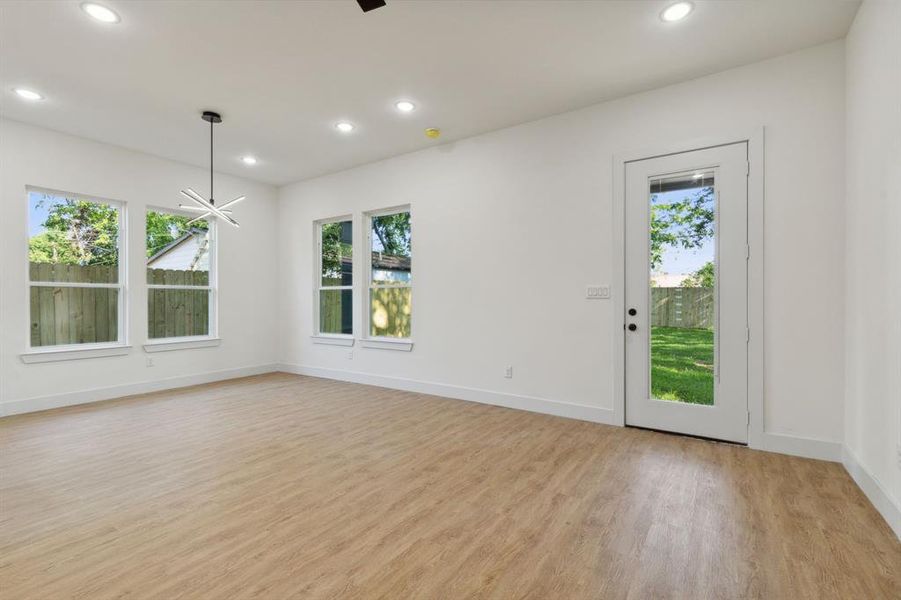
[1,373,898,599]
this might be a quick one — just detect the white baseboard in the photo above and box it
[277,363,617,426]
[756,432,843,462]
[842,446,901,540]
[1,363,280,417]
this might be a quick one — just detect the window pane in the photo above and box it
[370,287,411,338]
[28,191,119,283]
[321,221,353,287]
[649,171,715,405]
[29,287,118,347]
[146,210,210,284]
[319,289,353,335]
[147,289,210,339]
[371,212,411,285]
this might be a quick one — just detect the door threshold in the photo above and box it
[626,425,748,447]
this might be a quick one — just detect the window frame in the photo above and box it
[23,186,129,359]
[143,206,218,348]
[313,215,355,343]
[362,205,413,350]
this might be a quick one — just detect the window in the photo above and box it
[316,218,353,336]
[367,208,412,339]
[146,209,215,340]
[27,189,125,348]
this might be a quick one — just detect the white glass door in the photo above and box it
[624,143,748,443]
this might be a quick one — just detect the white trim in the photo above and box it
[758,432,842,462]
[314,216,354,337]
[842,446,901,540]
[311,335,355,347]
[611,154,626,427]
[29,281,120,289]
[359,338,413,351]
[145,207,218,340]
[20,343,131,364]
[363,206,412,344]
[746,129,765,450]
[278,363,616,425]
[26,186,129,351]
[611,127,765,444]
[143,337,221,353]
[0,363,279,417]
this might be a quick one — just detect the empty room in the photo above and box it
[1,0,899,598]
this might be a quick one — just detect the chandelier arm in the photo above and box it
[184,190,240,228]
[178,204,232,214]
[218,195,246,209]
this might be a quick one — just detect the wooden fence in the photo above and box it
[29,263,209,346]
[319,287,412,338]
[147,267,209,339]
[651,287,714,329]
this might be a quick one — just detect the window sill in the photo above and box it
[21,343,131,364]
[311,335,355,347]
[360,338,414,352]
[143,337,221,353]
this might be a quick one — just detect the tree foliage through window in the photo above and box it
[28,195,119,266]
[650,187,714,271]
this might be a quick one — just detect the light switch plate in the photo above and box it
[587,285,610,299]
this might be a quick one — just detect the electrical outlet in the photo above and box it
[504,366,513,379]
[346,350,353,360]
[146,357,154,367]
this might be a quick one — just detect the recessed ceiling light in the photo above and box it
[395,100,416,113]
[335,121,355,133]
[81,2,120,24]
[14,88,43,101]
[241,156,258,165]
[661,1,693,22]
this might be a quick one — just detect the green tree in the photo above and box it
[321,221,352,285]
[28,230,83,264]
[146,211,208,258]
[371,212,411,257]
[29,196,119,266]
[650,187,714,270]
[681,261,715,287]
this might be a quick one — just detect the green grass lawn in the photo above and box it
[651,326,714,405]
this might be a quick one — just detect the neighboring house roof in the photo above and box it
[147,231,209,271]
[340,254,410,272]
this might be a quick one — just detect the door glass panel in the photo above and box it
[649,170,715,405]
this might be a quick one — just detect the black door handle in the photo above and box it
[628,308,637,316]
[628,323,637,331]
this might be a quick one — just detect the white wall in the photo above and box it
[843,0,901,533]
[279,42,846,447]
[0,119,279,413]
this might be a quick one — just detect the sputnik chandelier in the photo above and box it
[179,111,245,227]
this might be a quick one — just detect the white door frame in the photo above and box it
[611,127,764,449]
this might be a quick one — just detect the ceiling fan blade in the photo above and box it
[357,0,386,12]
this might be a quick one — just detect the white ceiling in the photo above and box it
[0,1,859,185]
